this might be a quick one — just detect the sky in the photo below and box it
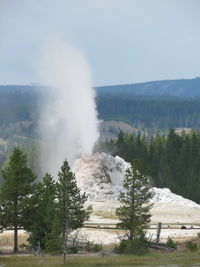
[0,0,200,86]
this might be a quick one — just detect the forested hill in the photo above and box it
[0,85,39,126]
[2,77,200,98]
[1,80,200,203]
[1,78,200,135]
[96,77,200,97]
[97,95,200,132]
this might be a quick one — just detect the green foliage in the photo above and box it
[97,94,200,132]
[44,217,62,253]
[21,159,92,255]
[116,236,149,255]
[2,252,200,266]
[46,160,92,256]
[27,173,57,250]
[56,160,92,231]
[166,237,177,249]
[25,143,42,176]
[85,241,102,252]
[101,130,200,204]
[68,246,78,254]
[116,161,154,240]
[0,147,37,252]
[186,241,198,252]
[18,243,31,252]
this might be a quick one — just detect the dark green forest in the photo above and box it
[97,77,200,131]
[97,95,200,131]
[1,79,200,203]
[97,129,200,204]
[0,86,39,126]
[1,80,200,136]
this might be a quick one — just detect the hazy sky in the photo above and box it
[0,0,200,86]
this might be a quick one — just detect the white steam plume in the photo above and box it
[38,38,99,176]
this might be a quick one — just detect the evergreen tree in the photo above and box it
[0,148,36,252]
[115,131,126,159]
[101,129,200,204]
[116,159,154,240]
[27,173,57,249]
[48,160,92,262]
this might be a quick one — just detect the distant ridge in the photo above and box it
[1,78,200,165]
[1,77,200,98]
[96,77,200,98]
[1,78,200,136]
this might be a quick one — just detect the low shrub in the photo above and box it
[18,243,32,251]
[186,241,198,252]
[166,237,177,249]
[68,245,78,254]
[85,241,102,252]
[115,236,149,255]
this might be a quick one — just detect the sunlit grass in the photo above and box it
[1,252,200,266]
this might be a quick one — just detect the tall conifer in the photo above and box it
[0,148,36,252]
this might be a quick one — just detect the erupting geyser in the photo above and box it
[38,38,99,176]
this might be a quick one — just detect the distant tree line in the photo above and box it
[0,86,39,127]
[98,129,200,204]
[96,95,200,132]
[95,77,200,97]
[2,86,200,137]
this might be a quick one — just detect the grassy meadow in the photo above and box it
[1,252,200,267]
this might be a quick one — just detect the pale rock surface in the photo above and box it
[72,153,200,244]
[73,153,199,208]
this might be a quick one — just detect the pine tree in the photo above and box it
[116,159,154,240]
[52,160,92,262]
[0,148,36,252]
[27,173,57,249]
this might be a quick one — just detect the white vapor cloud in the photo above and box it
[38,38,99,176]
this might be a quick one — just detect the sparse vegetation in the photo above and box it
[85,241,102,252]
[186,241,198,252]
[115,236,149,255]
[166,237,177,249]
[93,209,117,220]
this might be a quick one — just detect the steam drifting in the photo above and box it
[39,39,99,176]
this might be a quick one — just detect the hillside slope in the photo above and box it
[0,78,200,155]
[96,77,200,97]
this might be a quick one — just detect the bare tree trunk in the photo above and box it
[14,225,18,253]
[62,201,69,263]
[13,203,18,253]
[63,231,68,263]
[129,228,133,240]
[156,222,162,243]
